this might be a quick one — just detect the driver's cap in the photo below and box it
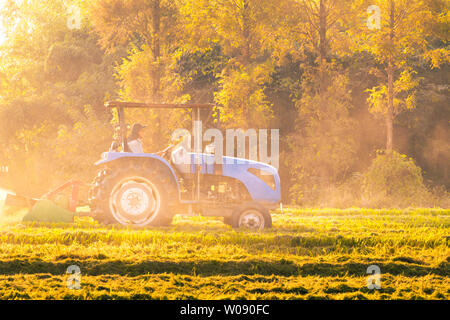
[132,123,147,131]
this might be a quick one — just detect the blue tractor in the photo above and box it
[88,101,281,230]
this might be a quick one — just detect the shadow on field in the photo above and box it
[0,259,448,278]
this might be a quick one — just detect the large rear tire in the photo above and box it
[89,163,173,227]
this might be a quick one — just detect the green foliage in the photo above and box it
[46,39,102,82]
[169,44,227,102]
[367,69,421,115]
[89,0,181,51]
[54,106,112,181]
[116,44,157,101]
[363,151,430,206]
[215,62,274,128]
[0,0,448,205]
[289,65,358,206]
[180,0,277,61]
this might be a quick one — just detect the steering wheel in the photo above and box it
[155,144,175,158]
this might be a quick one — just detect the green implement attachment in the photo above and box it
[2,180,87,223]
[23,199,76,223]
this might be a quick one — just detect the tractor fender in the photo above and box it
[95,152,180,201]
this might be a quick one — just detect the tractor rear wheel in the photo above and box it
[89,163,173,227]
[230,203,272,230]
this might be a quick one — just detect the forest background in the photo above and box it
[0,0,448,208]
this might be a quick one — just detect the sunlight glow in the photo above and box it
[0,0,6,45]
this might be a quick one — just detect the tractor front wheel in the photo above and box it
[230,203,272,230]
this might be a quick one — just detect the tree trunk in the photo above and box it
[242,0,250,121]
[152,0,161,147]
[386,61,394,152]
[385,93,394,151]
[318,0,327,65]
[386,0,395,152]
[152,0,161,103]
[318,0,328,105]
[242,0,250,62]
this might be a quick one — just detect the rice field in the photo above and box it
[0,208,448,300]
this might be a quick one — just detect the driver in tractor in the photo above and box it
[109,123,147,153]
[127,123,147,153]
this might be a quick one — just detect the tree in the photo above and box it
[0,0,118,195]
[274,0,356,89]
[289,65,358,205]
[275,0,359,203]
[352,0,446,151]
[181,0,279,128]
[89,0,185,150]
[90,0,182,103]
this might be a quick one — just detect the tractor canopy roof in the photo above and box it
[105,101,214,109]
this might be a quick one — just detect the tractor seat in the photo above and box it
[170,145,191,175]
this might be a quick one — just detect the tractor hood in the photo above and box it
[171,146,281,203]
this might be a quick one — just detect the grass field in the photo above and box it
[0,208,448,300]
